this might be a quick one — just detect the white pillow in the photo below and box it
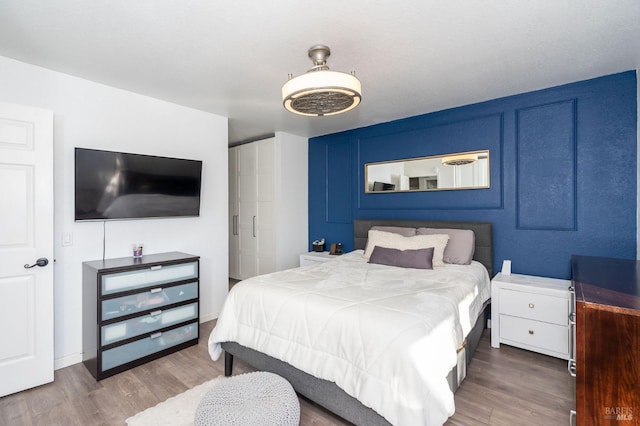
[363,230,450,267]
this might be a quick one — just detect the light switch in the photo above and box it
[62,232,73,246]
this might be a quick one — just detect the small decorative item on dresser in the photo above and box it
[132,243,144,257]
[490,272,571,360]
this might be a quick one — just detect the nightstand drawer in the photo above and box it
[500,315,569,355]
[499,288,568,325]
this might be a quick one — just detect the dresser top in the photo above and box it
[83,251,199,272]
[572,255,640,311]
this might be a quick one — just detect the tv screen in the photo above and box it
[75,148,203,221]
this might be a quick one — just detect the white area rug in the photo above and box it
[126,377,222,426]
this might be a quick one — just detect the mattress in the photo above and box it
[208,250,491,425]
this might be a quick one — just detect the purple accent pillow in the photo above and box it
[416,228,475,265]
[369,246,434,269]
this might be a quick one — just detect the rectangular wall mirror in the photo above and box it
[365,150,490,193]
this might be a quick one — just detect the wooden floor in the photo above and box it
[0,320,574,426]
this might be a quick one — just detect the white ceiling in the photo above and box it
[0,1,639,144]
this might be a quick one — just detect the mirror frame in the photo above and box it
[364,149,490,193]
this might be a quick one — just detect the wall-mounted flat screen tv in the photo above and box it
[75,148,203,221]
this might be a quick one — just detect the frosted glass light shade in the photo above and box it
[282,70,361,117]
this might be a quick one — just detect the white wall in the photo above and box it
[0,56,229,369]
[274,131,308,270]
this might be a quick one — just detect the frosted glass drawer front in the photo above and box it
[101,322,198,372]
[500,315,569,355]
[499,288,568,325]
[101,261,198,295]
[101,302,198,346]
[102,282,198,321]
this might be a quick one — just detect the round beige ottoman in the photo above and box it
[194,371,300,425]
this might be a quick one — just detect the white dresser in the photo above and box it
[299,251,335,267]
[491,272,571,360]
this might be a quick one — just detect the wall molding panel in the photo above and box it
[356,113,504,210]
[325,140,352,223]
[515,99,578,231]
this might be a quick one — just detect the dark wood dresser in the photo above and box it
[571,255,640,425]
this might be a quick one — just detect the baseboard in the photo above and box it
[55,353,82,370]
[200,311,219,323]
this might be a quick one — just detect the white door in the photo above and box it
[237,143,257,279]
[0,101,54,397]
[228,146,240,279]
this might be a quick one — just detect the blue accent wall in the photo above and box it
[308,71,637,279]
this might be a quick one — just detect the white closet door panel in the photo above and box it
[238,173,257,205]
[238,143,256,176]
[228,147,240,278]
[256,138,274,174]
[257,175,274,202]
[239,253,257,279]
[239,229,256,252]
[237,167,257,255]
[257,230,276,256]
[257,226,276,275]
[257,201,275,227]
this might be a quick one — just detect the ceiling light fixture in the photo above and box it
[282,45,361,117]
[441,153,479,166]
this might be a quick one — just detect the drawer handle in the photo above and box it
[150,332,162,339]
[150,265,162,271]
[528,303,534,309]
[568,285,574,292]
[150,287,163,294]
[568,359,576,377]
[568,312,576,325]
[150,310,162,317]
[528,330,534,335]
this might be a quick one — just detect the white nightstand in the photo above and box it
[299,251,335,267]
[491,272,571,360]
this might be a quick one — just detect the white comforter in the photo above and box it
[208,250,490,426]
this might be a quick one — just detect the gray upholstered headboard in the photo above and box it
[354,219,494,277]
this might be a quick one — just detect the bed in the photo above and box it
[209,219,493,425]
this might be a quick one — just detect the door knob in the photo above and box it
[24,257,49,269]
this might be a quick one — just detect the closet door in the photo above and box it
[237,143,258,279]
[255,138,276,275]
[228,146,240,279]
